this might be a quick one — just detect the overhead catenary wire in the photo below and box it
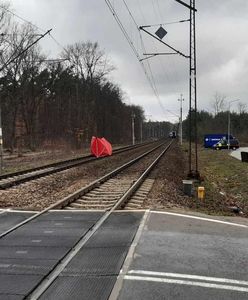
[0,28,52,73]
[122,0,158,90]
[115,0,178,119]
[136,0,185,112]
[128,1,180,118]
[0,5,68,55]
[155,0,164,23]
[0,5,45,33]
[105,0,166,115]
[136,1,185,78]
[2,2,180,120]
[151,0,160,21]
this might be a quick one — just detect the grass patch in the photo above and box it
[198,148,248,216]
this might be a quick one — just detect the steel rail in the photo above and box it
[114,140,173,210]
[0,140,153,180]
[0,139,168,238]
[0,140,156,189]
[27,139,174,299]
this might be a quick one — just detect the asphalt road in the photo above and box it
[112,211,248,300]
[1,209,248,299]
[230,147,248,160]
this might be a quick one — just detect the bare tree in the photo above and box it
[0,1,11,42]
[238,102,247,114]
[212,92,226,115]
[61,41,114,82]
[0,22,46,150]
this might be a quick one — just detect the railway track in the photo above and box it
[55,139,172,211]
[0,140,155,190]
[0,139,173,236]
[0,139,174,299]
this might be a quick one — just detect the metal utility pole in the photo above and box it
[131,113,135,145]
[188,0,199,179]
[178,94,184,145]
[140,120,143,143]
[140,1,199,179]
[0,28,52,174]
[228,110,230,150]
[174,0,197,11]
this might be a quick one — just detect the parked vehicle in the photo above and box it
[204,134,233,148]
[212,138,239,150]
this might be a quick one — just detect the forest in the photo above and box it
[183,109,248,145]
[1,3,247,154]
[0,3,159,152]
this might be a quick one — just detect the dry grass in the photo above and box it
[199,147,248,216]
[147,142,248,217]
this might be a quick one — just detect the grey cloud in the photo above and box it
[10,0,248,121]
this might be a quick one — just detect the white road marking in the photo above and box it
[16,250,28,254]
[128,270,248,286]
[50,209,146,212]
[0,264,10,268]
[124,275,248,293]
[50,209,104,212]
[151,211,248,228]
[5,209,37,213]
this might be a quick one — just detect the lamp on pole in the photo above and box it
[228,99,239,150]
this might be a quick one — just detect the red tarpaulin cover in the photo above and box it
[91,136,113,158]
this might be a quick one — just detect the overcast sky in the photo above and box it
[9,0,248,122]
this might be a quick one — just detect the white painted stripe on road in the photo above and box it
[128,270,248,286]
[50,209,147,213]
[151,211,248,228]
[5,209,37,213]
[124,275,248,293]
[50,209,104,212]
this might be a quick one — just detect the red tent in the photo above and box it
[91,136,113,158]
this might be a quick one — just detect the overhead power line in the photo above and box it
[122,0,180,119]
[0,5,68,54]
[0,28,52,72]
[0,5,45,33]
[105,0,177,119]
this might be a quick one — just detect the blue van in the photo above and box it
[204,134,233,148]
